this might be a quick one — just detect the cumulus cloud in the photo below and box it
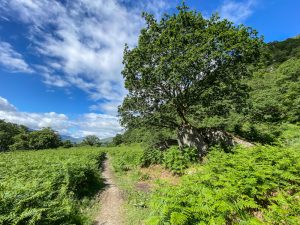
[0,96,122,138]
[74,113,121,138]
[0,41,33,73]
[219,0,257,24]
[0,1,172,137]
[89,100,121,115]
[0,97,17,112]
[0,0,170,109]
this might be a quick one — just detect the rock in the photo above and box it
[177,124,254,157]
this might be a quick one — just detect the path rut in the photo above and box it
[94,158,123,225]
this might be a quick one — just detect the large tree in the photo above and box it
[119,5,263,153]
[28,128,61,150]
[81,135,101,147]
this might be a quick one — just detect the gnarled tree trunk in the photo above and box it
[177,124,209,157]
[177,124,253,157]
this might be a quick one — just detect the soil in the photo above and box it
[93,159,123,225]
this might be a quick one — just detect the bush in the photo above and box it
[111,134,124,146]
[276,124,300,148]
[163,147,187,175]
[233,122,281,144]
[163,146,198,175]
[62,140,73,148]
[146,145,300,224]
[108,145,144,173]
[140,145,198,174]
[141,147,164,167]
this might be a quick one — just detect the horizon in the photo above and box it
[0,0,299,139]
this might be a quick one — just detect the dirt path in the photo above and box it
[94,158,123,225]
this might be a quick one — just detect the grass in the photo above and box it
[3,124,299,224]
[107,144,179,225]
[107,144,149,224]
[0,147,106,225]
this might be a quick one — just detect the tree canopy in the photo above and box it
[0,120,28,151]
[81,135,101,146]
[119,5,263,132]
[0,120,62,151]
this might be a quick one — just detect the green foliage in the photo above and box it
[119,5,263,131]
[266,36,300,65]
[28,128,61,150]
[121,127,148,144]
[141,145,198,174]
[0,120,28,151]
[249,58,300,124]
[108,145,144,173]
[146,145,300,224]
[0,147,106,224]
[276,124,300,148]
[0,120,64,151]
[9,132,31,150]
[107,145,152,225]
[81,135,101,147]
[232,122,281,144]
[163,147,198,174]
[62,140,73,148]
[111,134,124,146]
[141,147,164,167]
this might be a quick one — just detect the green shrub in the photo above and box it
[163,146,198,174]
[141,147,164,167]
[276,124,300,148]
[233,122,281,144]
[108,145,144,173]
[62,140,73,148]
[147,145,300,224]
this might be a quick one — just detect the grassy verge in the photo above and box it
[107,144,180,225]
[107,144,149,224]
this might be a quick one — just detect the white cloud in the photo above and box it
[0,96,121,138]
[0,97,17,112]
[0,1,171,137]
[0,41,33,73]
[0,110,71,134]
[0,0,170,113]
[219,0,257,24]
[74,113,122,138]
[89,100,121,115]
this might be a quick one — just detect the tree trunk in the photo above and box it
[177,124,253,157]
[177,124,209,157]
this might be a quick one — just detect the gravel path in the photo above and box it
[94,159,123,225]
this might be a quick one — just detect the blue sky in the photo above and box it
[0,0,299,138]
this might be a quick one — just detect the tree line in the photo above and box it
[0,119,102,151]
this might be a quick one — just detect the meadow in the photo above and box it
[0,147,106,225]
[0,127,299,225]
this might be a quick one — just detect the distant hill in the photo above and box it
[267,34,300,64]
[101,137,113,143]
[61,135,113,144]
[61,135,83,143]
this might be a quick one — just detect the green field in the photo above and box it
[1,134,300,225]
[0,147,105,225]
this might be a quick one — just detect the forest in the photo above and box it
[0,4,299,225]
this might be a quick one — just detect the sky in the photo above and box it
[0,0,299,138]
